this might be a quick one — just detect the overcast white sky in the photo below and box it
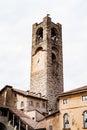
[0,0,87,91]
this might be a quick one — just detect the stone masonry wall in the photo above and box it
[30,16,63,113]
[47,22,63,112]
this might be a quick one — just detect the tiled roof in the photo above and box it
[0,105,46,129]
[13,88,47,100]
[59,85,87,97]
[9,107,37,128]
[0,85,47,100]
[35,119,46,129]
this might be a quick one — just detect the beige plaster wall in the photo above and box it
[59,92,87,130]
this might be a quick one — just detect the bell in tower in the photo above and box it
[30,15,64,112]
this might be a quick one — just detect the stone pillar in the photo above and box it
[7,111,9,121]
[26,124,28,130]
[13,114,15,127]
[19,120,21,130]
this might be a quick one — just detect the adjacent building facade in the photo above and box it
[46,85,87,130]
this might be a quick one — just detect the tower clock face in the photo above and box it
[32,51,46,74]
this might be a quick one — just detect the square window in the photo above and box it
[42,102,46,108]
[36,102,40,108]
[29,101,33,106]
[82,96,87,101]
[49,125,52,130]
[21,101,24,107]
[14,101,16,106]
[63,99,68,104]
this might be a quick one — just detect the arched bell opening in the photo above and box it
[51,27,58,41]
[36,27,43,43]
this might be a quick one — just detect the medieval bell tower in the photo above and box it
[30,15,63,112]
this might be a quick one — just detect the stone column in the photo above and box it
[13,114,15,127]
[7,111,9,121]
[26,124,28,130]
[19,120,21,130]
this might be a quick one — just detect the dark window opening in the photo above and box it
[49,125,52,130]
[42,102,46,108]
[36,27,43,43]
[51,28,58,41]
[21,101,24,107]
[29,101,33,106]
[0,111,2,116]
[0,109,8,117]
[63,113,69,129]
[20,109,24,111]
[83,111,87,128]
[52,53,56,62]
[36,102,40,108]
[63,99,68,104]
[82,96,87,101]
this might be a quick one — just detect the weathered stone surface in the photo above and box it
[30,16,64,113]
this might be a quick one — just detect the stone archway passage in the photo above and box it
[0,123,7,130]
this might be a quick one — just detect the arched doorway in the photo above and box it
[0,123,7,130]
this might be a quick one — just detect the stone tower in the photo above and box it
[30,15,63,112]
